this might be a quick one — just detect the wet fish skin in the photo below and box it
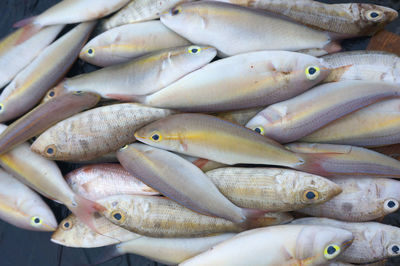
[136,51,331,112]
[292,217,400,264]
[323,51,400,83]
[0,22,96,123]
[212,0,398,37]
[0,168,57,231]
[80,21,191,67]
[0,91,100,155]
[160,1,339,57]
[286,143,400,179]
[373,144,400,161]
[206,167,342,212]
[216,107,264,126]
[31,103,175,161]
[246,80,400,143]
[66,163,160,201]
[51,214,140,248]
[134,113,304,168]
[179,155,226,172]
[62,45,217,99]
[298,176,400,222]
[117,144,253,224]
[301,99,400,147]
[99,194,293,238]
[0,25,64,89]
[179,224,354,266]
[101,0,194,31]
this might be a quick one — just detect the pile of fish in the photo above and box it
[1,0,400,265]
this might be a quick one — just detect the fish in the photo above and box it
[80,21,191,67]
[31,103,175,161]
[0,168,57,231]
[0,22,96,123]
[322,51,400,83]
[54,45,217,100]
[179,155,226,172]
[14,0,130,28]
[245,80,400,143]
[179,224,354,266]
[0,124,105,230]
[292,217,400,264]
[66,163,160,201]
[51,214,140,248]
[117,143,265,224]
[0,91,100,155]
[160,1,341,57]
[0,25,63,89]
[373,144,400,161]
[94,233,236,265]
[134,51,330,112]
[98,194,293,238]
[216,107,264,126]
[101,0,194,31]
[205,167,342,212]
[211,0,398,37]
[298,176,400,221]
[300,99,400,147]
[286,143,400,178]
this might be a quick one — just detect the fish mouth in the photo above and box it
[50,238,65,245]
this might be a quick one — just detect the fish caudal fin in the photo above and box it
[69,195,106,234]
[323,40,342,54]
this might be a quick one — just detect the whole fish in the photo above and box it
[179,225,354,266]
[0,124,104,230]
[212,0,398,37]
[0,25,63,88]
[245,81,400,143]
[101,0,194,31]
[292,218,400,264]
[80,21,191,67]
[54,45,217,100]
[206,167,342,212]
[14,0,130,28]
[0,91,100,155]
[134,113,306,168]
[51,214,140,248]
[31,103,175,161]
[160,1,340,57]
[216,107,264,126]
[117,144,264,224]
[323,51,400,83]
[134,51,330,112]
[298,177,400,221]
[0,22,95,122]
[66,163,160,201]
[286,143,400,178]
[300,99,400,147]
[0,168,57,231]
[94,234,236,265]
[99,195,293,237]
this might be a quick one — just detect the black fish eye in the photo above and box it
[388,200,396,208]
[191,48,198,53]
[87,49,93,54]
[327,246,336,255]
[370,12,379,18]
[49,91,55,97]
[34,218,41,224]
[64,222,70,228]
[113,213,122,221]
[308,67,317,75]
[152,134,160,141]
[254,128,262,134]
[172,8,180,15]
[306,191,316,199]
[392,245,399,254]
[47,147,54,154]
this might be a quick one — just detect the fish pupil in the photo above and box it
[327,246,336,255]
[191,49,198,53]
[64,222,70,228]
[254,128,262,134]
[306,191,315,199]
[88,49,93,54]
[113,213,122,220]
[308,67,317,75]
[49,91,55,97]
[388,200,396,208]
[152,134,160,141]
[392,246,399,253]
[47,148,54,154]
[34,218,40,224]
[172,9,179,15]
[370,12,379,18]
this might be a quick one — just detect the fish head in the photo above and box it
[24,204,58,232]
[41,82,68,103]
[134,114,187,152]
[296,225,354,265]
[374,178,400,215]
[358,4,398,34]
[384,227,400,258]
[31,130,62,159]
[51,215,80,246]
[79,40,111,67]
[166,45,217,72]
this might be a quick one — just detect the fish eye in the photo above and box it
[305,66,321,80]
[366,10,383,21]
[73,91,83,95]
[61,219,73,230]
[384,199,399,212]
[120,144,129,150]
[111,210,126,223]
[252,126,265,135]
[0,103,4,112]
[324,244,341,260]
[188,46,202,54]
[30,216,43,227]
[45,144,57,157]
[48,90,55,98]
[389,244,400,256]
[86,48,95,57]
[302,189,319,202]
[171,6,182,16]
[150,131,162,142]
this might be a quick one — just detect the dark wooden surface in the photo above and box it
[0,0,400,265]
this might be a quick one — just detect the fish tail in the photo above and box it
[69,195,106,233]
[13,16,38,28]
[323,40,342,54]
